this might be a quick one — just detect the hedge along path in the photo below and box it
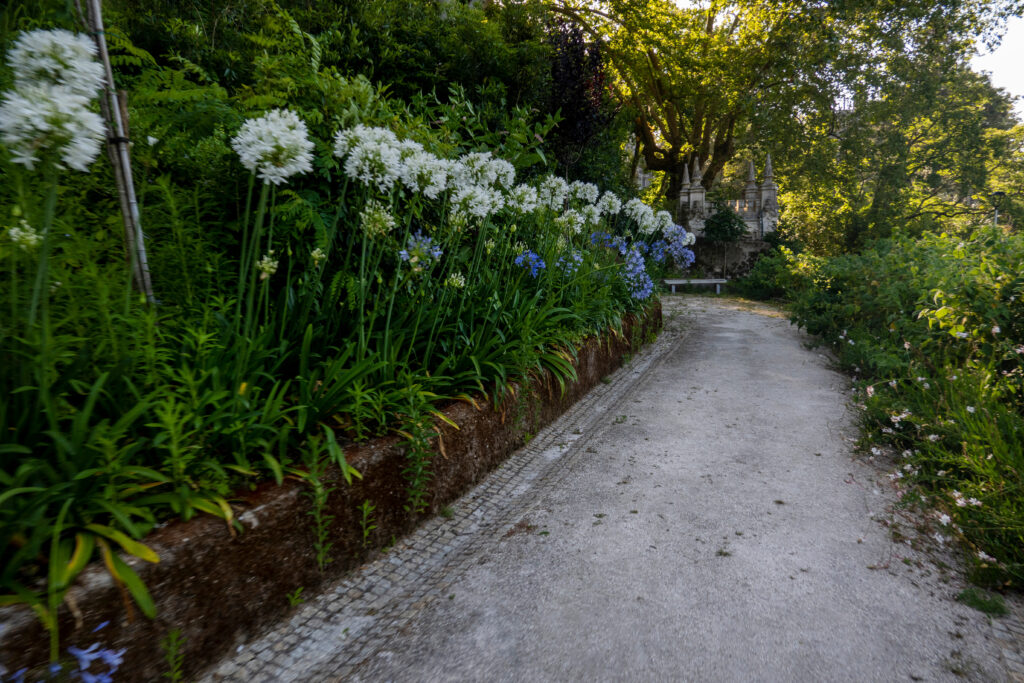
[201,296,1021,682]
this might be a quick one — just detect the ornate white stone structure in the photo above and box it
[679,156,779,239]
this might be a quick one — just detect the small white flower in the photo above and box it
[310,247,327,267]
[147,135,159,147]
[444,271,466,289]
[955,331,968,339]
[7,29,105,97]
[966,406,975,414]
[359,200,396,237]
[992,325,1000,334]
[937,513,951,526]
[967,497,982,507]
[6,220,42,249]
[848,339,855,345]
[232,109,314,185]
[870,447,881,456]
[977,550,996,563]
[927,434,940,442]
[256,251,278,280]
[866,386,875,397]
[888,380,897,388]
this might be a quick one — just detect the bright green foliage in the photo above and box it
[773,227,1024,584]
[0,1,662,646]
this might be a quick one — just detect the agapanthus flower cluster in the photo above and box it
[514,249,546,278]
[538,175,570,211]
[664,223,696,268]
[337,126,404,193]
[232,109,314,185]
[310,247,327,268]
[8,29,105,96]
[556,209,585,235]
[257,251,279,280]
[400,150,450,199]
[360,200,397,237]
[648,239,668,264]
[6,219,42,249]
[12,622,126,683]
[568,180,599,205]
[399,232,443,273]
[452,183,504,219]
[557,250,584,276]
[623,198,654,231]
[622,246,654,300]
[1,29,105,172]
[591,231,630,256]
[596,191,622,216]
[580,204,602,228]
[451,151,515,190]
[444,271,466,289]
[508,184,539,213]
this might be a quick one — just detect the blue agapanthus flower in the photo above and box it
[399,232,443,272]
[515,249,546,278]
[622,245,654,300]
[648,239,668,264]
[556,249,584,276]
[664,223,695,268]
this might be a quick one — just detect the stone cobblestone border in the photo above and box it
[197,298,690,682]
[0,304,660,682]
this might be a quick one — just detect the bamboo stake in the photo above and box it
[82,0,155,303]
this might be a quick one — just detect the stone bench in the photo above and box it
[663,278,728,294]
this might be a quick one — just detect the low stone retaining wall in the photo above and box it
[0,303,661,681]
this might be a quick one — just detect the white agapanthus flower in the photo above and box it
[397,139,424,159]
[8,29,105,97]
[623,198,656,233]
[342,136,403,193]
[452,184,504,219]
[7,220,42,249]
[231,109,314,185]
[653,210,675,233]
[400,151,449,199]
[0,84,104,171]
[596,191,622,215]
[507,185,539,213]
[451,152,494,187]
[538,175,569,210]
[568,180,599,205]
[333,125,399,159]
[580,204,602,227]
[556,209,585,235]
[257,251,279,280]
[360,200,396,236]
[444,271,466,289]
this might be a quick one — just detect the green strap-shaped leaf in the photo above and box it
[85,524,159,564]
[98,539,157,619]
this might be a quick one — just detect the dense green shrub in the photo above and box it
[782,227,1024,585]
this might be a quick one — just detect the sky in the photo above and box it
[972,15,1024,118]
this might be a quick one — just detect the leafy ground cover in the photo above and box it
[739,227,1024,587]
[0,15,694,667]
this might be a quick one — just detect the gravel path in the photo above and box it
[202,296,1022,682]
